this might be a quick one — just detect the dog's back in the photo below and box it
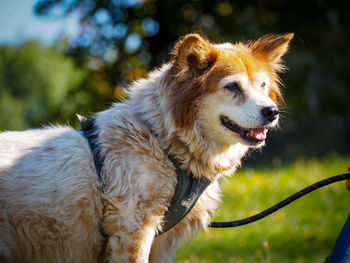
[0,128,104,262]
[0,33,293,263]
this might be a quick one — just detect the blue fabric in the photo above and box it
[329,214,350,263]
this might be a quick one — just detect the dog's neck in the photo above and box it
[126,64,249,180]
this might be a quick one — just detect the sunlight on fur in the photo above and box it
[0,33,293,263]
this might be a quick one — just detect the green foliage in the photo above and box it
[33,0,350,160]
[0,41,86,130]
[175,156,350,263]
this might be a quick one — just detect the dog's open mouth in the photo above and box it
[220,115,268,144]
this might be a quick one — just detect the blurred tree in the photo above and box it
[34,0,350,118]
[29,0,350,162]
[0,41,88,130]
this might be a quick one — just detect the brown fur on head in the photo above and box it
[250,33,294,105]
[0,33,294,263]
[163,34,218,128]
[164,33,293,131]
[171,34,217,77]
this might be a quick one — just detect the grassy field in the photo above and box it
[174,155,350,263]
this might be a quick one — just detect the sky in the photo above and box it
[0,0,80,45]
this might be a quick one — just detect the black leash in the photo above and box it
[210,172,350,228]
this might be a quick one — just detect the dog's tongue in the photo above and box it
[247,127,268,141]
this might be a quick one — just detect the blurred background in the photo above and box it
[0,0,349,262]
[0,0,349,167]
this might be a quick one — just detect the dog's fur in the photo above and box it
[0,33,293,263]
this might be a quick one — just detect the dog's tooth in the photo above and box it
[261,128,267,135]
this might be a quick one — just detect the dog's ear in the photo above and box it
[250,33,294,70]
[171,34,217,76]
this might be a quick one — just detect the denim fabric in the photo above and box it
[329,215,350,263]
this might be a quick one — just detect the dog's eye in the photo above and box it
[261,82,266,89]
[225,82,241,93]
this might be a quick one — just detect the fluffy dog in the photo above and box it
[0,33,293,262]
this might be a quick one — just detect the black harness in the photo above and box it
[161,155,211,234]
[78,115,104,183]
[78,116,211,235]
[78,115,350,235]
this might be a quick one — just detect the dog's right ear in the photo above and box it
[250,33,294,71]
[171,34,217,76]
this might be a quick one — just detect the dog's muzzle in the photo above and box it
[261,106,279,124]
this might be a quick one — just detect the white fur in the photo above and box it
[0,35,284,262]
[216,74,277,128]
[0,65,242,262]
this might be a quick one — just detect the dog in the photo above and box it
[0,33,293,263]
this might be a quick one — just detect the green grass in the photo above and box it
[174,155,350,263]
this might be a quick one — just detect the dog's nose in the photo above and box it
[261,106,279,123]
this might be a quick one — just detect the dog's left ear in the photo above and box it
[172,34,217,76]
[250,33,294,70]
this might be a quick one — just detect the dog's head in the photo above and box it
[163,33,293,148]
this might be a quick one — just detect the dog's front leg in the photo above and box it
[102,188,172,263]
[100,149,177,263]
[149,229,180,263]
[106,222,155,263]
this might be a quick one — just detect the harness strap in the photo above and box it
[78,115,108,242]
[77,114,211,235]
[159,155,211,235]
[77,114,104,183]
